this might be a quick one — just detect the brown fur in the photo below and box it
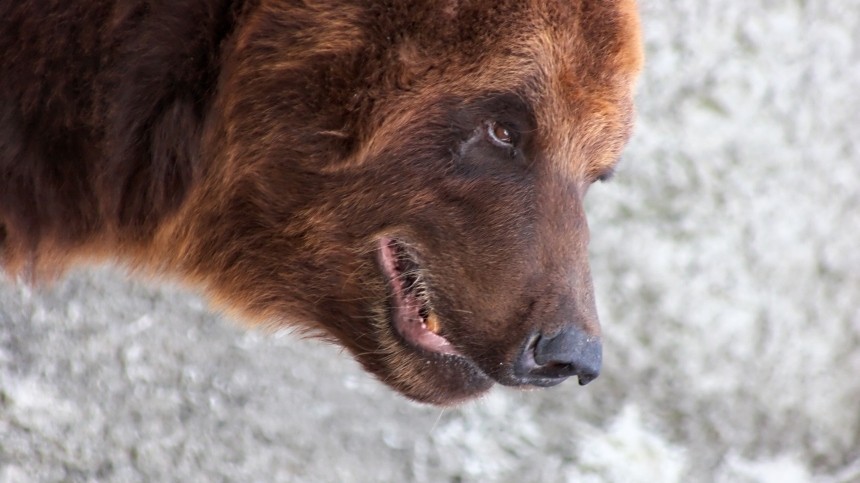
[0,0,642,405]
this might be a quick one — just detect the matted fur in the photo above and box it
[0,0,642,405]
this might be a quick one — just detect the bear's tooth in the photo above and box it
[426,312,441,334]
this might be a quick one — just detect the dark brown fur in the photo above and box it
[0,0,642,404]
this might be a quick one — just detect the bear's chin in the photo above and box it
[358,328,495,406]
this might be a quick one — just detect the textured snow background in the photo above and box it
[2,1,859,481]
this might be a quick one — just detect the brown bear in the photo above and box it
[0,0,642,405]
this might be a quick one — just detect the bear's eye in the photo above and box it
[487,121,515,147]
[596,166,616,183]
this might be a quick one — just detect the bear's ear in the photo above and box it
[96,1,234,238]
[99,93,202,238]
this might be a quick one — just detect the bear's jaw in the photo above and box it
[378,237,460,356]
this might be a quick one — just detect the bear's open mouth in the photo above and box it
[377,237,461,356]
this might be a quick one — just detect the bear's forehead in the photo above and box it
[425,0,643,176]
[432,0,643,77]
[355,0,643,178]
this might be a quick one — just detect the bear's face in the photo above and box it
[175,0,643,404]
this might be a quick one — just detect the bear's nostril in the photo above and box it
[515,327,602,387]
[543,361,571,371]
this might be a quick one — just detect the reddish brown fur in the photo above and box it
[0,0,642,404]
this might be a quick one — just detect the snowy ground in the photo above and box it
[2,1,859,481]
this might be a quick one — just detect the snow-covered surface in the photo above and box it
[2,1,859,481]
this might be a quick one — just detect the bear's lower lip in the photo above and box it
[377,237,461,356]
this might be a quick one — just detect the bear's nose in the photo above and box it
[514,327,602,387]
